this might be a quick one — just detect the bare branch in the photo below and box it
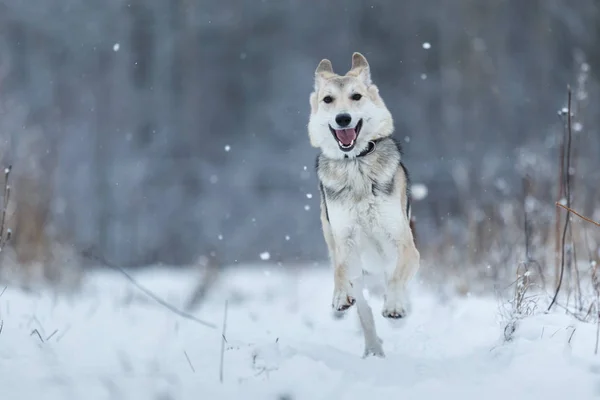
[556,202,600,227]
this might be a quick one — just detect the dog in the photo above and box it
[308,52,420,357]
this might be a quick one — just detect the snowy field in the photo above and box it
[1,265,599,400]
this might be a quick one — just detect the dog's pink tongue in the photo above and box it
[335,128,357,146]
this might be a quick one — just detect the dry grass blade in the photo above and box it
[592,263,600,354]
[219,300,229,383]
[184,350,196,373]
[0,165,12,250]
[82,250,217,329]
[548,87,573,312]
[185,254,221,311]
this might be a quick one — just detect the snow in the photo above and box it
[422,42,431,49]
[1,266,599,400]
[224,145,231,152]
[112,43,120,52]
[259,252,271,261]
[411,183,428,201]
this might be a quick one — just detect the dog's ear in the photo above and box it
[316,59,334,75]
[348,52,371,85]
[314,59,335,90]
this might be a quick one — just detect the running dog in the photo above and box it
[309,52,420,357]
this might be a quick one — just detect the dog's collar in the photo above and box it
[344,140,377,159]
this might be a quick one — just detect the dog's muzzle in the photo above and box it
[329,119,363,152]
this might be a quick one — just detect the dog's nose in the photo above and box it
[335,113,352,127]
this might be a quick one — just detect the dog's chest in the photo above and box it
[321,162,401,238]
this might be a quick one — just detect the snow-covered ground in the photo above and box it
[1,265,599,400]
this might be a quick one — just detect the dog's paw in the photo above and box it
[381,290,409,319]
[362,342,385,358]
[332,288,355,312]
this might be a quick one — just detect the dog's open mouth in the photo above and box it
[329,119,363,152]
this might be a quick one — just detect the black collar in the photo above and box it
[344,140,377,159]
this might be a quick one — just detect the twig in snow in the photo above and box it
[45,329,58,341]
[0,286,6,297]
[568,327,576,344]
[81,250,216,329]
[184,350,195,373]
[0,320,3,335]
[219,300,228,383]
[549,87,573,312]
[30,329,44,343]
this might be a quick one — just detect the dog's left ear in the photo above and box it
[347,52,372,86]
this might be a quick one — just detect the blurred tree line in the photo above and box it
[0,0,598,278]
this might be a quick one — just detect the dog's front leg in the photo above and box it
[382,233,420,319]
[331,235,361,312]
[320,198,357,312]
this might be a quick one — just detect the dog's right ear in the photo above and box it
[316,59,334,75]
[314,59,334,90]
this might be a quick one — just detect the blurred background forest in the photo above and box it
[0,0,599,288]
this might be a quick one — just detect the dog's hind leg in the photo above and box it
[381,169,421,319]
[353,277,384,358]
[382,236,420,319]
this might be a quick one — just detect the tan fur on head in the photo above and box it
[307,52,394,156]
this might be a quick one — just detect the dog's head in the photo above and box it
[308,52,393,159]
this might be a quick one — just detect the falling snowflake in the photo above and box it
[306,193,313,199]
[224,145,231,152]
[304,205,310,211]
[411,184,428,201]
[113,43,120,52]
[422,42,431,50]
[260,252,271,261]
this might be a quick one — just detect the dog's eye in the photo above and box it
[323,95,334,104]
[351,93,362,101]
